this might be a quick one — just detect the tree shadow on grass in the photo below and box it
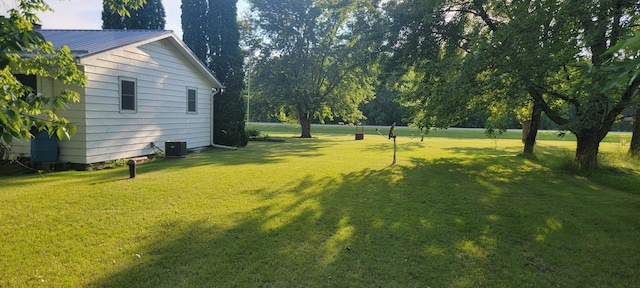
[0,164,140,189]
[444,145,640,194]
[0,138,330,188]
[88,153,640,287]
[142,138,330,172]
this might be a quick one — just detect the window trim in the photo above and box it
[119,77,137,113]
[186,87,198,114]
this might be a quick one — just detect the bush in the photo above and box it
[245,129,285,142]
[246,129,261,139]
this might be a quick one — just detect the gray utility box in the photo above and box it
[165,141,187,158]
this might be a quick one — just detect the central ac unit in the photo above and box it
[165,141,187,157]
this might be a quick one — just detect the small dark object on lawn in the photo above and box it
[127,160,136,178]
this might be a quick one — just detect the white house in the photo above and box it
[11,29,224,165]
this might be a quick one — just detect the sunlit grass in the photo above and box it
[1,126,639,287]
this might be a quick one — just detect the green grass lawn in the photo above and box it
[1,125,639,287]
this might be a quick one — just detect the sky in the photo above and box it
[1,0,249,39]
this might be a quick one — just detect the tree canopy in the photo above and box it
[181,0,248,147]
[208,0,248,147]
[383,0,640,170]
[247,0,379,138]
[102,0,165,30]
[181,0,209,61]
[1,1,86,157]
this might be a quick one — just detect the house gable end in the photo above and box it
[19,30,226,164]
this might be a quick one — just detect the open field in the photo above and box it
[247,122,632,143]
[1,125,639,287]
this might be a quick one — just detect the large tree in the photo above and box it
[208,0,247,147]
[603,30,640,156]
[1,0,144,158]
[248,0,378,138]
[180,0,247,147]
[102,0,165,29]
[384,0,640,170]
[181,0,208,62]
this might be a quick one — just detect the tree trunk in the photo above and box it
[575,133,601,171]
[299,113,312,138]
[522,103,542,155]
[521,120,530,143]
[629,106,640,157]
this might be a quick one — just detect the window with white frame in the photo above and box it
[120,77,136,112]
[187,88,197,113]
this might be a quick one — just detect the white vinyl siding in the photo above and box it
[10,33,219,165]
[76,38,214,163]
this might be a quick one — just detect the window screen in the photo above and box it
[187,88,197,113]
[121,79,136,111]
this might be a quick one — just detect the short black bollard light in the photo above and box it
[127,159,136,178]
